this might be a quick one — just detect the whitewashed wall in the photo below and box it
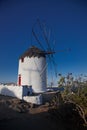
[0,85,23,99]
[0,85,42,104]
[23,94,42,105]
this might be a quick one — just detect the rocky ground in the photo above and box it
[0,95,87,130]
[0,95,60,130]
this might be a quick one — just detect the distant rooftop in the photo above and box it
[20,46,46,59]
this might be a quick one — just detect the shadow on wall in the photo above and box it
[1,88,16,98]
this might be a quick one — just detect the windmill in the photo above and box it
[18,19,70,93]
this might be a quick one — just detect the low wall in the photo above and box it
[0,85,42,104]
[0,85,59,105]
[23,94,42,105]
[0,85,23,99]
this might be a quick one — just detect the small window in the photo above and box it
[21,58,24,62]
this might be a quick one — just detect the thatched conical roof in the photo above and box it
[20,46,46,59]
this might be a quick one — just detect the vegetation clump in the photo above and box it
[49,73,87,130]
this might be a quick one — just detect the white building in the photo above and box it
[18,46,47,93]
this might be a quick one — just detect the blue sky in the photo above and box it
[0,0,87,83]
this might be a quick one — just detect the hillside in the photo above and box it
[0,94,87,130]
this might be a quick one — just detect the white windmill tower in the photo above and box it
[17,43,56,93]
[17,20,69,93]
[18,46,48,93]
